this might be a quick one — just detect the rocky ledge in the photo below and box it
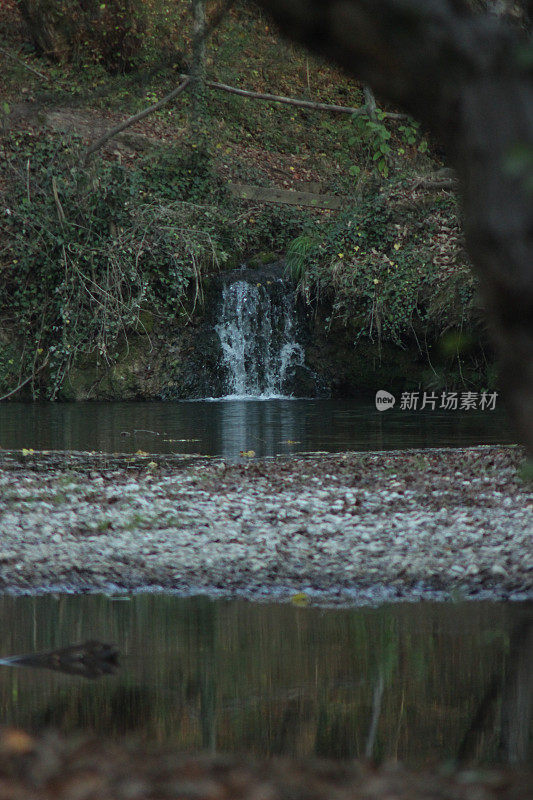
[0,446,531,602]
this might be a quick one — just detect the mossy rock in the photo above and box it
[61,365,102,400]
[135,310,155,335]
[63,339,157,400]
[248,251,278,268]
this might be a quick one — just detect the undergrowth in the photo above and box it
[286,190,482,351]
[0,0,492,397]
[0,128,307,397]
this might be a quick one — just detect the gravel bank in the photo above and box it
[0,445,531,602]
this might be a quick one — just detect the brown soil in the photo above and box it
[0,727,532,800]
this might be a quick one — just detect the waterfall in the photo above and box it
[215,279,306,398]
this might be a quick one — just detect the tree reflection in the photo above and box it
[458,611,533,764]
[0,641,119,679]
[0,597,528,765]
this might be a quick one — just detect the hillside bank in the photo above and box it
[0,3,493,401]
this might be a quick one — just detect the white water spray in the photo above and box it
[215,280,305,398]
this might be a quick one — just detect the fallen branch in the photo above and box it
[183,74,407,118]
[83,76,191,164]
[0,44,49,80]
[412,168,457,191]
[83,70,406,164]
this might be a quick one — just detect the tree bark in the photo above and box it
[17,0,70,58]
[252,0,533,454]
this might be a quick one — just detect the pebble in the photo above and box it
[0,445,531,603]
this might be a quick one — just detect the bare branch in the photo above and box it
[0,354,49,402]
[0,45,50,80]
[83,77,191,164]
[181,74,407,117]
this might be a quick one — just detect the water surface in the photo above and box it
[0,595,530,766]
[0,399,515,458]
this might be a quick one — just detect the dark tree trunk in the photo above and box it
[17,0,71,58]
[17,0,145,70]
[252,0,533,454]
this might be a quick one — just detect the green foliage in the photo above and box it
[349,111,429,177]
[1,1,486,395]
[286,234,319,283]
[139,144,219,204]
[350,110,391,178]
[0,341,26,395]
[0,128,314,397]
[17,0,149,72]
[0,132,229,397]
[287,190,479,348]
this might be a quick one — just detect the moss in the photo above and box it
[135,310,155,335]
[61,365,101,400]
[248,251,279,268]
[62,338,155,400]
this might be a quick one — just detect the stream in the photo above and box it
[0,595,531,765]
[0,398,515,458]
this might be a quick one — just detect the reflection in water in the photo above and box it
[458,617,533,765]
[215,399,306,458]
[0,596,530,766]
[0,641,119,679]
[0,399,515,458]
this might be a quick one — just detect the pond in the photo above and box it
[0,595,531,766]
[0,399,515,458]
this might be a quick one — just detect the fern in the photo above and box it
[285,234,318,282]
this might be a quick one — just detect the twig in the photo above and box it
[0,45,49,80]
[0,354,49,401]
[83,76,191,164]
[51,176,66,224]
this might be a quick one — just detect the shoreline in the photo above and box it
[1,445,531,603]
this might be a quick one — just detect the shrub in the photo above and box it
[0,131,226,397]
[285,189,479,346]
[17,0,149,71]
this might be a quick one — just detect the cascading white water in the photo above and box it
[215,279,305,398]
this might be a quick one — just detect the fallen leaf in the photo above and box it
[290,592,309,607]
[0,728,35,755]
